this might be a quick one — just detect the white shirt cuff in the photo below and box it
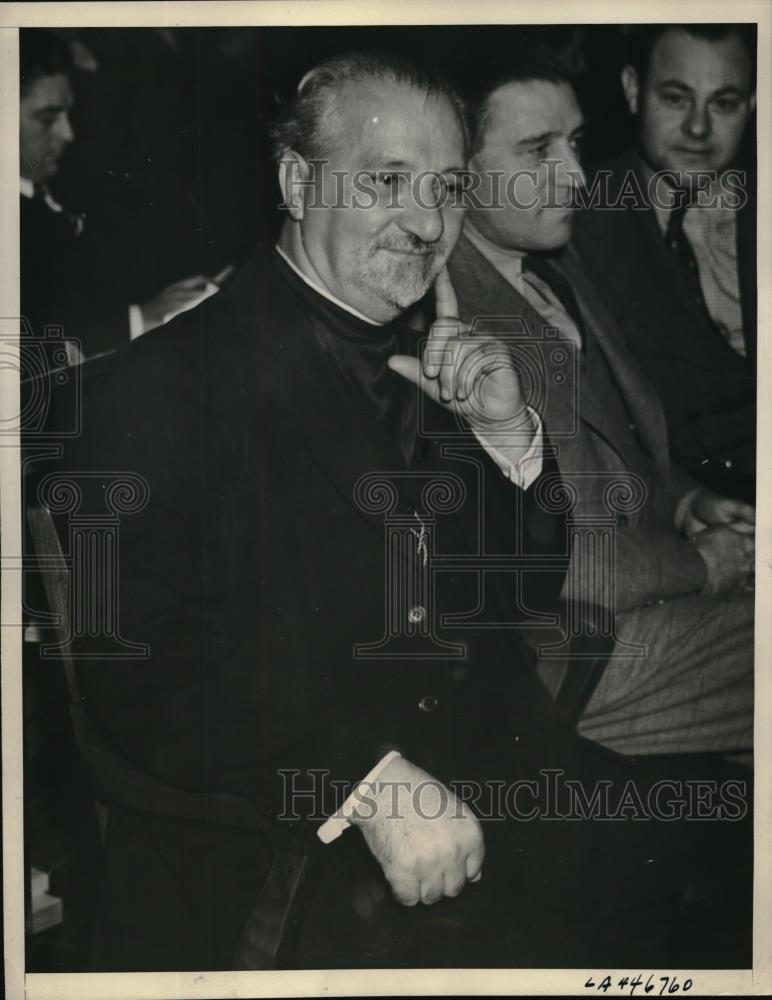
[128,304,144,341]
[473,407,544,490]
[317,750,402,844]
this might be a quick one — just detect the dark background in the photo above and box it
[48,25,641,304]
[43,25,756,318]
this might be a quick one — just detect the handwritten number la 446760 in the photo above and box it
[584,975,694,995]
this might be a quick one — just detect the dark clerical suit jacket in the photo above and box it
[21,191,131,362]
[572,152,756,502]
[51,243,750,971]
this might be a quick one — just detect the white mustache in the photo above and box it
[377,242,444,255]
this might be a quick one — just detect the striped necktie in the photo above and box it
[520,269,583,349]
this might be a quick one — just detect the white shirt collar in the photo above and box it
[274,245,384,326]
[20,178,67,216]
[635,158,735,236]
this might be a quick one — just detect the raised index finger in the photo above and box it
[434,267,459,320]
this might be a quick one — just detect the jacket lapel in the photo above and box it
[553,245,671,477]
[448,233,671,478]
[592,152,746,372]
[447,235,582,445]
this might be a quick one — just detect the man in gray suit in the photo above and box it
[446,48,754,756]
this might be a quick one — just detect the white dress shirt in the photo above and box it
[651,196,745,358]
[464,222,584,350]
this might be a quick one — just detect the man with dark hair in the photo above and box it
[19,29,217,370]
[52,49,749,972]
[625,23,756,90]
[573,24,756,502]
[445,45,754,758]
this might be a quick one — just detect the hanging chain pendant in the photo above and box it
[410,509,428,567]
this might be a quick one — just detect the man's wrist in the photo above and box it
[473,407,543,489]
[470,407,535,439]
[691,536,719,595]
[316,750,402,844]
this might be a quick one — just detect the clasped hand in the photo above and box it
[350,755,484,907]
[681,489,755,594]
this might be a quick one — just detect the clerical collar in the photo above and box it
[274,244,384,327]
[272,241,417,466]
[464,221,526,284]
[20,177,34,199]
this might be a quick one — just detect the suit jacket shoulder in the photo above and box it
[573,152,756,498]
[21,195,131,357]
[447,233,707,611]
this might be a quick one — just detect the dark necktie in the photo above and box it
[664,203,709,317]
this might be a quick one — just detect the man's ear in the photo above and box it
[749,91,757,115]
[620,65,639,115]
[278,150,312,221]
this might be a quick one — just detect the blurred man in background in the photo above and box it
[574,24,756,502]
[19,31,221,967]
[20,29,218,370]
